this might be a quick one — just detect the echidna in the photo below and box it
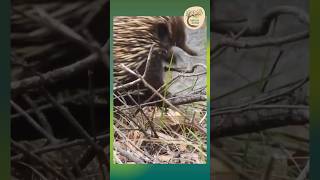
[113,16,196,103]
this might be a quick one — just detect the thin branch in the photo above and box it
[10,101,57,143]
[212,5,309,36]
[11,44,107,95]
[216,30,308,50]
[296,160,309,180]
[114,143,145,164]
[12,141,68,180]
[261,50,283,92]
[12,134,109,161]
[41,88,108,165]
[11,88,107,119]
[211,106,309,138]
[22,94,54,135]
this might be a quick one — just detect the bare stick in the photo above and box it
[114,143,145,164]
[10,100,57,143]
[12,141,68,180]
[216,30,308,49]
[212,106,309,138]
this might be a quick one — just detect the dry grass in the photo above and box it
[113,102,207,164]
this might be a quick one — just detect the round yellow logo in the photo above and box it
[184,6,205,30]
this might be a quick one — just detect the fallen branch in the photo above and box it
[11,46,108,95]
[212,5,309,36]
[211,105,309,138]
[215,30,308,50]
[12,141,68,180]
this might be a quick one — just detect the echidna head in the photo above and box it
[113,16,197,86]
[154,17,197,58]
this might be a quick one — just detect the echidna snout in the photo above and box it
[156,16,197,57]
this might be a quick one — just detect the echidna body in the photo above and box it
[113,16,196,100]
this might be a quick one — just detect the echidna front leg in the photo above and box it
[142,54,165,92]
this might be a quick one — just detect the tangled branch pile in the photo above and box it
[211,1,309,179]
[11,0,110,179]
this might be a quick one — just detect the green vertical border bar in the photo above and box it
[0,0,10,179]
[110,1,210,180]
[311,0,319,179]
